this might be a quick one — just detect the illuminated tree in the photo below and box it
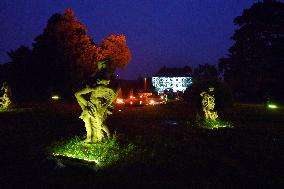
[32,9,131,96]
[219,0,284,101]
[33,8,98,96]
[99,34,131,73]
[2,9,132,101]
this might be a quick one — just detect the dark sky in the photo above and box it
[0,0,259,79]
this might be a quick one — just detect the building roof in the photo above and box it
[153,66,192,77]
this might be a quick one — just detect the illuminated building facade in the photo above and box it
[152,66,193,94]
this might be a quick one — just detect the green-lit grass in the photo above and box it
[0,107,32,113]
[192,112,232,129]
[1,102,283,188]
[196,119,232,129]
[49,136,137,168]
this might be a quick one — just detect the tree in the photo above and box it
[32,8,98,97]
[184,63,232,112]
[6,46,36,102]
[2,9,132,101]
[32,9,131,97]
[193,63,219,83]
[98,34,131,73]
[219,0,284,101]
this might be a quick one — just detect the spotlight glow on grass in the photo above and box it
[51,95,60,100]
[196,119,233,129]
[267,104,278,109]
[49,136,136,168]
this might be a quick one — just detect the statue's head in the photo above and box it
[98,60,108,71]
[97,59,111,80]
[1,82,8,90]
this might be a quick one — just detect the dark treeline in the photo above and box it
[184,1,284,107]
[219,0,284,103]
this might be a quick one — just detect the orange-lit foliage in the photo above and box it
[54,9,98,76]
[98,34,132,71]
[31,8,131,95]
[34,9,131,80]
[3,8,132,101]
[33,8,98,83]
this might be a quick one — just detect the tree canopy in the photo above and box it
[219,0,284,101]
[32,8,98,96]
[193,63,219,83]
[99,34,131,72]
[2,8,131,102]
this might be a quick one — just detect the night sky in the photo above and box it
[0,0,259,79]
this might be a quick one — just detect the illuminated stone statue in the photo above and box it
[200,87,218,120]
[75,59,118,143]
[75,79,117,143]
[0,82,11,110]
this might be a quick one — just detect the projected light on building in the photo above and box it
[152,77,193,94]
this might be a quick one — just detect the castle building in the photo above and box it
[152,66,193,94]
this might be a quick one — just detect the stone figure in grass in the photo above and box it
[200,87,218,120]
[0,82,11,110]
[75,60,118,143]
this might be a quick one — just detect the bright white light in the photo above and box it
[268,104,278,109]
[152,77,193,94]
[116,98,124,104]
[149,100,155,105]
[51,95,60,100]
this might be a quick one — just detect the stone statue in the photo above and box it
[0,82,11,110]
[200,87,218,120]
[75,60,118,143]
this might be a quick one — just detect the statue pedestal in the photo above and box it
[50,154,99,170]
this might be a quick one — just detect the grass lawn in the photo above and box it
[0,102,283,188]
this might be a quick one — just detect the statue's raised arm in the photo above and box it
[75,86,96,109]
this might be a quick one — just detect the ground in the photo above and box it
[0,102,283,188]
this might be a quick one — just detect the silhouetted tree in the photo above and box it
[193,63,219,82]
[219,0,284,101]
[185,63,232,111]
[6,46,36,102]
